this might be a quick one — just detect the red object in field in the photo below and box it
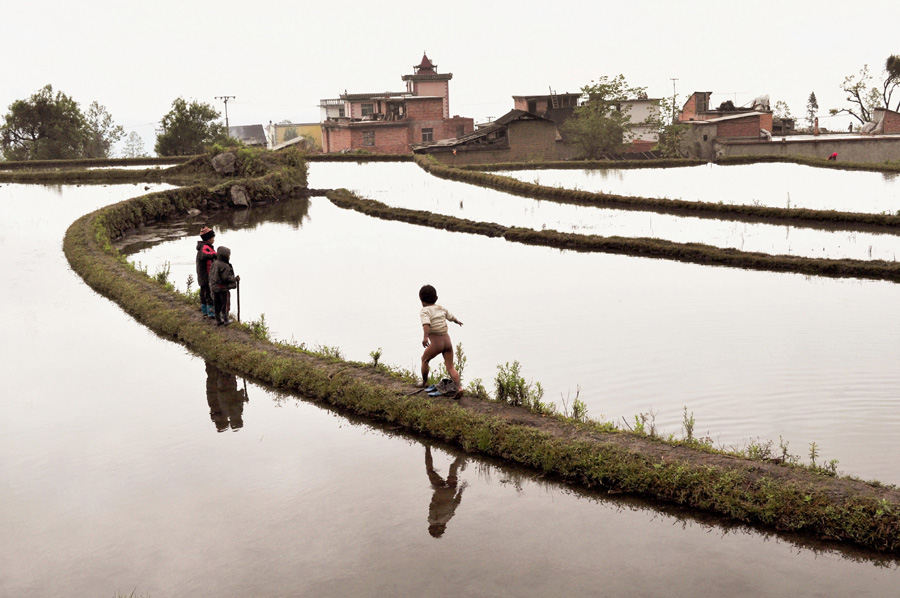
[828,152,838,161]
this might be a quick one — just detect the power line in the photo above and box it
[215,96,235,132]
[670,78,678,122]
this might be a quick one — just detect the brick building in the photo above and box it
[677,91,774,159]
[872,108,900,134]
[511,91,581,126]
[412,109,576,165]
[680,112,775,159]
[512,90,661,151]
[679,91,772,127]
[319,54,474,154]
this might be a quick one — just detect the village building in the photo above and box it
[621,96,662,151]
[511,91,661,151]
[412,109,576,165]
[870,108,900,134]
[266,122,323,150]
[680,99,900,163]
[677,91,774,159]
[319,54,474,154]
[511,91,581,126]
[228,125,267,148]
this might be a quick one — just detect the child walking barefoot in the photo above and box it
[418,285,463,398]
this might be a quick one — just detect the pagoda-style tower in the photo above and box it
[402,52,453,118]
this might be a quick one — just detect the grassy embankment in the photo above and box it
[57,150,900,554]
[416,154,900,233]
[458,153,900,174]
[318,155,900,284]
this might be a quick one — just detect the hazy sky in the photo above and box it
[3,0,897,154]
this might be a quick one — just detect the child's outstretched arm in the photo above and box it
[422,324,431,347]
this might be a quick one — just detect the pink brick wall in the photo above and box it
[883,110,900,134]
[406,99,445,121]
[718,115,765,138]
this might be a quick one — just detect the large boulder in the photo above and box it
[211,152,237,175]
[230,184,250,208]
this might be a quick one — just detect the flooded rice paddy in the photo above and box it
[499,162,900,213]
[3,167,900,596]
[310,161,900,262]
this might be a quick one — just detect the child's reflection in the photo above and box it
[425,445,467,538]
[205,361,249,432]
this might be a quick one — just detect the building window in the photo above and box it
[456,125,465,137]
[422,128,434,142]
[702,134,709,142]
[363,131,375,147]
[361,103,374,117]
[338,107,345,118]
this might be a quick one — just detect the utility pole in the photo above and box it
[670,78,678,123]
[215,96,235,135]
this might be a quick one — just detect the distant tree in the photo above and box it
[774,100,792,120]
[154,98,227,156]
[0,84,87,160]
[561,75,647,159]
[806,92,819,128]
[884,54,900,109]
[653,98,685,158]
[283,127,299,142]
[83,101,125,158]
[829,59,900,125]
[121,131,148,158]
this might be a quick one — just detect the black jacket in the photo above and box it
[208,246,237,293]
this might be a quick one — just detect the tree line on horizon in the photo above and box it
[2,54,898,162]
[0,86,230,161]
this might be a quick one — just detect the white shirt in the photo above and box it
[420,304,456,335]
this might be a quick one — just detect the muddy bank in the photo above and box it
[60,154,900,553]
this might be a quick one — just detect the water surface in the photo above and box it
[3,179,900,597]
[129,172,900,485]
[310,161,900,261]
[499,161,900,213]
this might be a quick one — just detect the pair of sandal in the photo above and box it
[413,378,462,400]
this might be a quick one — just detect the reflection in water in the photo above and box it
[266,389,899,567]
[205,361,249,432]
[425,445,467,538]
[206,191,312,232]
[117,192,312,256]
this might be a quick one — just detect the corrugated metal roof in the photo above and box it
[229,124,267,146]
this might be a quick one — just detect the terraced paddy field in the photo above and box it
[4,159,900,596]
